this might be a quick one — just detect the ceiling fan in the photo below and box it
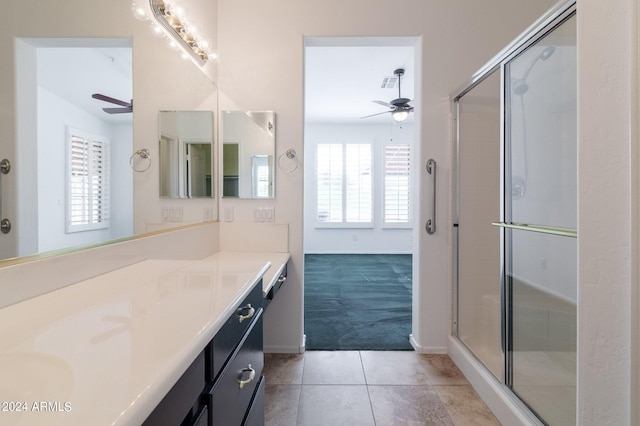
[92,93,133,114]
[362,68,413,122]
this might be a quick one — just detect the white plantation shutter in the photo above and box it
[316,144,343,222]
[67,127,110,232]
[345,144,372,223]
[316,143,372,226]
[384,143,411,225]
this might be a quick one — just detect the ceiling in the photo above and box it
[305,43,415,125]
[35,43,413,126]
[37,46,133,124]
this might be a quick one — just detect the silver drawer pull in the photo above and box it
[236,304,255,323]
[238,364,255,389]
[277,276,287,284]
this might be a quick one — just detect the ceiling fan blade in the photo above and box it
[103,107,133,114]
[372,100,393,108]
[92,93,131,107]
[360,110,392,119]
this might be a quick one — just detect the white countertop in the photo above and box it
[0,251,289,426]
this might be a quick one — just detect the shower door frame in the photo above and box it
[451,0,576,423]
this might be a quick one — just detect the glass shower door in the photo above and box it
[455,69,502,379]
[504,12,577,425]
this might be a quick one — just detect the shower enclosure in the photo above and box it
[453,2,576,425]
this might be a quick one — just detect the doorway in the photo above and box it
[303,37,418,350]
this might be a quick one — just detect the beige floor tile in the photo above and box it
[265,384,301,426]
[302,351,366,385]
[297,385,375,426]
[361,351,468,386]
[435,385,500,426]
[368,385,455,425]
[419,354,470,385]
[264,353,305,385]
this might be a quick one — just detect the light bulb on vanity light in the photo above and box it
[131,1,148,20]
[149,22,166,38]
[148,0,211,65]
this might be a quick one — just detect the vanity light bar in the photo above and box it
[148,0,211,65]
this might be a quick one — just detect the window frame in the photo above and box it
[66,126,111,233]
[315,141,374,228]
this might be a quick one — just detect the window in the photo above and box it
[66,127,110,233]
[251,155,272,198]
[384,143,411,226]
[316,143,372,226]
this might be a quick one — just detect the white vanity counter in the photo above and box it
[0,251,289,426]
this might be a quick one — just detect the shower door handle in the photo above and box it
[425,159,436,235]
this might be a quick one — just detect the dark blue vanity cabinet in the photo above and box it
[143,281,265,426]
[263,263,287,311]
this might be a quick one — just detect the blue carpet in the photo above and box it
[304,254,412,350]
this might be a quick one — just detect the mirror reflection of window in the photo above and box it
[66,127,111,233]
[251,155,273,198]
[14,40,133,257]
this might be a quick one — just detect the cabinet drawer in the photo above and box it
[242,375,265,426]
[210,310,264,426]
[267,263,287,301]
[210,281,263,380]
[143,351,205,426]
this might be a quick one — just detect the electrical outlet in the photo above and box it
[254,207,275,222]
[224,207,234,222]
[202,207,214,221]
[161,206,183,223]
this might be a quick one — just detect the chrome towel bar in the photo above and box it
[491,222,577,238]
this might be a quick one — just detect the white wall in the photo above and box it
[578,0,638,424]
[216,0,558,353]
[304,122,413,254]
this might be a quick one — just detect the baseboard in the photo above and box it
[447,336,542,426]
[264,335,306,354]
[303,251,413,255]
[409,334,447,354]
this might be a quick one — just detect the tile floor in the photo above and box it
[263,351,500,426]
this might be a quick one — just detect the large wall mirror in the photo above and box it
[222,111,275,198]
[159,111,214,198]
[0,0,217,264]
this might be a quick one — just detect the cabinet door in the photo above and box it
[191,406,209,426]
[143,352,205,426]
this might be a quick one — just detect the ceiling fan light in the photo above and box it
[392,110,409,122]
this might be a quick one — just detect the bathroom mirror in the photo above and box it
[0,0,217,263]
[159,111,214,198]
[222,111,275,198]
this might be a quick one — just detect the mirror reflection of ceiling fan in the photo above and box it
[92,93,133,114]
[361,68,413,122]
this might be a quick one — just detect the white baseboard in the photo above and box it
[264,334,306,354]
[409,334,447,354]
